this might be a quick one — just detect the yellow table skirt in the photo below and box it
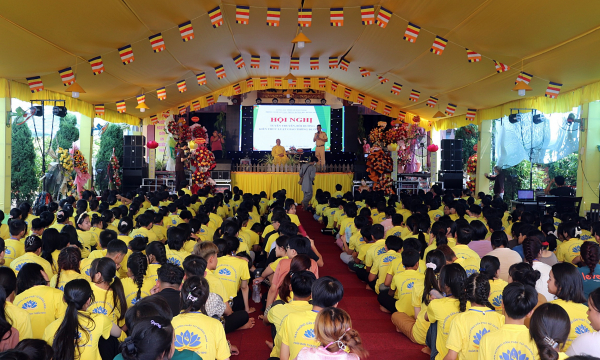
[231,172,354,202]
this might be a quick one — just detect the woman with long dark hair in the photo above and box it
[529,303,570,360]
[146,241,168,283]
[122,252,153,307]
[566,288,600,357]
[49,247,87,291]
[88,258,127,329]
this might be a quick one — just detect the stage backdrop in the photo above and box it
[231,172,353,203]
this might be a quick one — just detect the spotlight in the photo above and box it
[305,99,311,104]
[320,99,327,105]
[289,99,295,105]
[33,105,43,117]
[272,98,278,104]
[52,106,67,117]
[508,113,519,123]
[532,114,543,124]
[256,98,262,104]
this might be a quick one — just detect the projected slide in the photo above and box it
[252,105,331,151]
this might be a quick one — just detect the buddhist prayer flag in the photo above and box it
[290,57,300,70]
[310,57,319,70]
[516,72,533,85]
[233,54,245,69]
[361,6,375,25]
[494,60,510,73]
[270,56,280,69]
[177,80,187,93]
[304,78,311,88]
[95,104,104,117]
[409,89,420,102]
[150,114,158,124]
[116,100,126,113]
[192,100,200,111]
[197,72,206,86]
[157,87,166,100]
[329,57,338,69]
[178,105,186,115]
[318,78,326,88]
[404,22,421,43]
[267,8,281,26]
[545,82,562,98]
[274,78,282,87]
[356,93,365,104]
[250,55,260,68]
[208,6,223,28]
[466,109,476,121]
[331,82,338,91]
[215,65,226,79]
[236,6,250,24]
[445,103,457,116]
[344,88,351,98]
[430,36,448,55]
[391,82,402,95]
[330,8,343,26]
[136,94,145,104]
[119,45,134,64]
[206,95,215,106]
[383,105,392,116]
[359,68,370,77]
[179,21,194,41]
[369,99,378,110]
[58,67,75,86]
[246,78,254,88]
[398,111,406,121]
[149,33,165,52]
[233,83,241,94]
[289,79,297,87]
[466,49,482,62]
[340,59,350,71]
[260,78,268,87]
[376,7,392,28]
[89,56,104,75]
[378,76,388,84]
[298,9,312,27]
[426,97,438,108]
[26,76,43,92]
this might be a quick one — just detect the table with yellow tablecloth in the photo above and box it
[231,172,354,202]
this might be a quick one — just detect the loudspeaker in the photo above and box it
[124,135,145,146]
[123,157,143,169]
[330,108,343,152]
[441,160,462,171]
[441,139,462,150]
[441,149,462,161]
[439,172,463,190]
[210,171,231,179]
[241,106,253,152]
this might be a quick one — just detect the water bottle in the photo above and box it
[252,270,261,303]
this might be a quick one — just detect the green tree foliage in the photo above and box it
[95,124,123,191]
[52,114,79,151]
[454,124,479,167]
[11,121,38,202]
[548,153,578,186]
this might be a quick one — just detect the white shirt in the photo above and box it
[566,331,600,357]
[532,261,556,302]
[485,247,523,282]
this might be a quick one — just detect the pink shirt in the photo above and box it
[380,218,393,233]
[272,258,319,291]
[468,240,493,258]
[210,136,222,151]
[297,347,360,360]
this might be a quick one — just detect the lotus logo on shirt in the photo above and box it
[4,248,10,255]
[466,269,477,276]
[168,257,181,266]
[382,256,395,264]
[22,300,37,310]
[377,247,386,256]
[575,324,590,334]
[304,329,316,339]
[172,219,177,225]
[219,268,232,276]
[393,232,402,237]
[175,330,201,349]
[473,328,490,345]
[15,263,25,271]
[92,307,108,315]
[492,295,503,308]
[85,268,91,276]
[572,245,581,253]
[131,297,140,305]
[581,234,592,241]
[407,282,414,289]
[501,348,529,360]
[133,234,145,238]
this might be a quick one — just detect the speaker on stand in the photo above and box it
[123,135,147,193]
[439,139,464,191]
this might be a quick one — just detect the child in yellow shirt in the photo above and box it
[479,255,508,313]
[378,249,424,315]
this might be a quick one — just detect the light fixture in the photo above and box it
[320,99,327,105]
[532,114,543,124]
[305,99,311,104]
[136,102,149,113]
[513,81,532,97]
[272,98,278,104]
[284,73,296,84]
[289,98,296,105]
[66,82,85,99]
[291,32,311,49]
[508,113,519,123]
[52,106,67,117]
[256,98,262,104]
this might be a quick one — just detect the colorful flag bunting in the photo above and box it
[233,83,241,94]
[359,68,370,77]
[516,72,533,85]
[206,95,215,106]
[149,33,165,52]
[426,97,438,108]
[246,78,254,88]
[356,93,365,104]
[290,57,300,70]
[270,57,280,70]
[344,88,351,98]
[179,21,194,41]
[378,76,388,84]
[192,100,200,111]
[369,99,378,110]
[391,82,402,95]
[376,7,392,28]
[208,6,223,28]
[331,82,338,91]
[330,8,343,26]
[118,45,134,65]
[310,57,319,70]
[233,54,245,69]
[304,78,311,88]
[250,55,260,68]
[26,76,43,93]
[178,105,186,115]
[466,109,476,121]
[404,22,421,43]
[398,111,406,121]
[445,103,457,116]
[95,104,104,117]
[215,65,226,79]
[236,6,250,24]
[150,114,158,124]
[430,36,448,55]
[383,105,392,116]
[289,79,297,87]
[89,56,104,75]
[545,82,562,98]
[361,6,375,25]
[267,8,281,26]
[58,67,75,86]
[409,89,420,102]
[274,78,282,87]
[136,94,145,104]
[157,87,166,100]
[318,78,326,88]
[197,72,206,86]
[298,9,312,27]
[329,57,338,69]
[466,49,482,63]
[340,59,350,71]
[259,78,268,87]
[177,80,187,93]
[494,60,510,73]
[116,100,126,113]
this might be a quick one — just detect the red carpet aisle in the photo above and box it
[229,209,430,360]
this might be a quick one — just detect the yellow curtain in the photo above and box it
[231,172,354,203]
[0,79,140,126]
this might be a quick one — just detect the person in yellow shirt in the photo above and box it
[379,249,425,315]
[75,213,97,258]
[0,211,9,240]
[427,263,468,360]
[271,139,288,165]
[145,241,168,283]
[10,235,54,277]
[0,266,33,340]
[150,213,168,242]
[44,279,122,360]
[14,263,66,339]
[50,247,88,291]
[453,225,481,277]
[166,227,191,267]
[88,257,128,329]
[445,273,504,360]
[556,222,584,264]
[5,220,26,267]
[81,238,128,279]
[121,251,154,307]
[116,217,134,245]
[166,204,184,228]
[215,238,253,314]
[479,256,508,313]
[49,210,70,232]
[477,282,539,360]
[528,303,571,360]
[130,214,158,244]
[369,236,403,293]
[172,276,231,360]
[548,262,594,350]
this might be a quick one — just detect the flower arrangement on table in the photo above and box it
[166,117,191,142]
[368,127,386,147]
[72,148,91,197]
[189,124,208,142]
[366,149,394,194]
[110,152,121,190]
[466,151,478,193]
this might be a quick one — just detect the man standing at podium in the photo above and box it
[313,125,328,166]
[271,139,287,165]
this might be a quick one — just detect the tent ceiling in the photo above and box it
[1,0,599,119]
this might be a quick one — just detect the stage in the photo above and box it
[231,172,354,202]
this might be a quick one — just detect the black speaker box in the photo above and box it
[124,135,146,146]
[441,139,463,150]
[439,171,463,190]
[441,149,462,161]
[441,160,463,171]
[210,171,231,179]
[123,157,144,169]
